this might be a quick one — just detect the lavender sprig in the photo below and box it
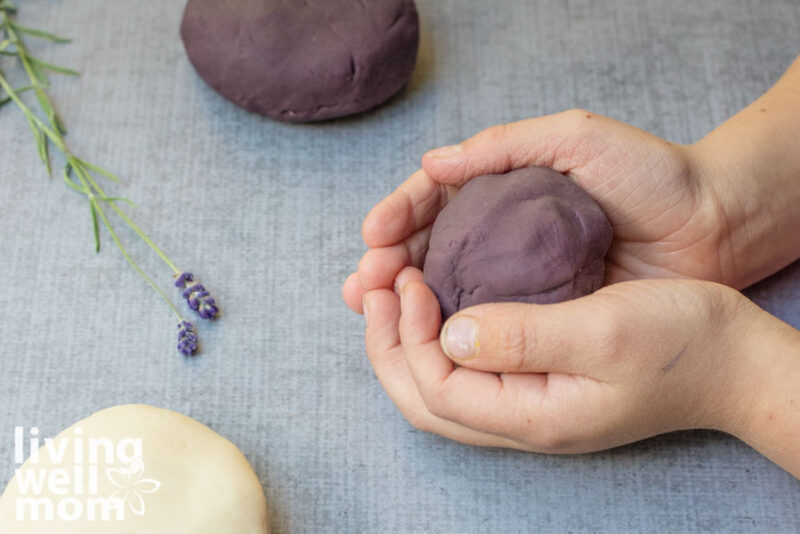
[177,321,199,356]
[0,4,217,356]
[175,272,219,320]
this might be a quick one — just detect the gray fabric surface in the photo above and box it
[1,0,799,532]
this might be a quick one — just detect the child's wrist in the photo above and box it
[689,129,800,289]
[681,140,747,288]
[726,314,800,477]
[680,288,763,435]
[688,57,800,289]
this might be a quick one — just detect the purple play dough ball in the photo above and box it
[180,0,419,122]
[423,167,613,320]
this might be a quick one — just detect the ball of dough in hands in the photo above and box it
[423,167,613,320]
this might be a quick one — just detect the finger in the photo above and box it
[357,225,432,291]
[363,289,523,448]
[393,265,426,294]
[421,109,599,185]
[362,168,458,248]
[364,289,402,354]
[438,297,617,375]
[342,272,366,314]
[398,279,553,440]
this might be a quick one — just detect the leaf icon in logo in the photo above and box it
[106,457,162,517]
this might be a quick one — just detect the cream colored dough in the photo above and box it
[0,404,269,533]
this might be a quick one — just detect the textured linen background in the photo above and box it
[1,0,800,532]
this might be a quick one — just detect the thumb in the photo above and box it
[439,295,625,375]
[421,109,600,186]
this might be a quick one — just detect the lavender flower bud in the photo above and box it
[176,272,219,320]
[177,320,198,356]
[174,272,194,288]
[198,296,217,319]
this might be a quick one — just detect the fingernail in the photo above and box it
[442,316,478,360]
[362,296,370,323]
[426,144,463,159]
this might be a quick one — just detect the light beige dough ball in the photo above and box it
[0,404,269,533]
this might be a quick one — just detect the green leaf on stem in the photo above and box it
[23,55,49,86]
[98,196,136,208]
[0,83,33,107]
[29,119,51,174]
[62,163,79,192]
[29,56,78,76]
[89,198,100,252]
[39,128,51,175]
[11,23,70,43]
[79,158,121,182]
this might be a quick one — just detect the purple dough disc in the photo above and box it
[180,0,420,122]
[423,167,613,320]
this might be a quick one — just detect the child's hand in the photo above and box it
[345,57,800,477]
[362,267,800,477]
[344,110,728,314]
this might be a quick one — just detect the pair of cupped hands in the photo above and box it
[342,109,798,460]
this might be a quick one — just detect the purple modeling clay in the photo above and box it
[423,167,613,320]
[180,0,420,122]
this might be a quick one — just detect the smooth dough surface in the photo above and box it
[180,0,420,122]
[0,404,269,533]
[423,167,613,320]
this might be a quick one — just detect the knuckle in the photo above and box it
[564,107,592,121]
[476,123,509,145]
[403,406,434,433]
[691,281,744,333]
[527,417,574,453]
[363,334,377,359]
[357,252,378,284]
[591,309,629,360]
[422,389,449,420]
[561,108,598,133]
[493,316,536,371]
[420,377,459,421]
